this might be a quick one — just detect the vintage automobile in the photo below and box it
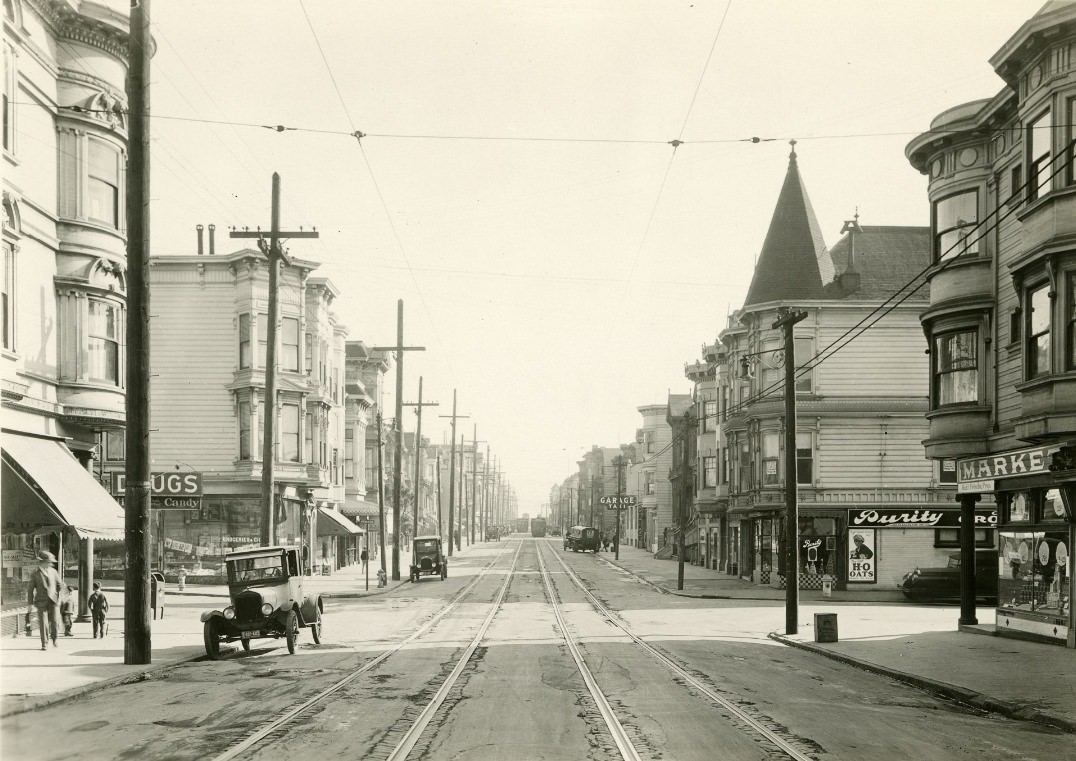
[200,545,323,659]
[548,525,562,537]
[899,550,999,604]
[564,525,600,553]
[410,535,447,582]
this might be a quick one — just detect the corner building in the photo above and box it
[907,0,1076,647]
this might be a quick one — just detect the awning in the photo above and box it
[1,432,124,541]
[340,498,382,518]
[317,507,362,537]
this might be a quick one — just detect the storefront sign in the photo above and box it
[848,528,876,582]
[957,479,995,494]
[849,508,997,528]
[600,495,637,509]
[956,446,1053,482]
[153,496,201,510]
[112,471,203,497]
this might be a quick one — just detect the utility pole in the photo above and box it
[775,307,808,635]
[403,377,438,538]
[483,446,490,540]
[373,300,424,581]
[614,456,626,561]
[439,390,468,555]
[436,451,443,542]
[470,426,486,545]
[458,434,466,546]
[124,0,152,665]
[231,178,318,547]
[376,413,387,575]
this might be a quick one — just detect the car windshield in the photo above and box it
[415,540,439,554]
[228,554,285,583]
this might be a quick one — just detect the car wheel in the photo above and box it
[203,619,222,660]
[310,605,322,644]
[240,638,251,652]
[285,610,298,655]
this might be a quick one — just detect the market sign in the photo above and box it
[956,445,1053,483]
[600,495,638,509]
[848,508,997,528]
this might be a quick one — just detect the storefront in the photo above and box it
[957,445,1075,648]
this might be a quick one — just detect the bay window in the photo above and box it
[795,336,813,392]
[2,240,12,350]
[87,139,120,228]
[1027,284,1051,379]
[703,456,717,488]
[934,329,978,405]
[933,189,979,261]
[762,431,779,485]
[87,299,120,384]
[281,403,300,462]
[796,432,813,485]
[281,317,299,372]
[238,401,252,460]
[239,313,251,369]
[1027,109,1052,202]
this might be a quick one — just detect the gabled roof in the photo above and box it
[824,226,930,301]
[743,143,832,307]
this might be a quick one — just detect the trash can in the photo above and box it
[149,572,166,620]
[814,612,838,643]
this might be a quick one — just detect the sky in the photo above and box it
[144,0,1047,516]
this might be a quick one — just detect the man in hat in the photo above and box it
[27,550,62,650]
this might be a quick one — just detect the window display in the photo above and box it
[998,530,1070,620]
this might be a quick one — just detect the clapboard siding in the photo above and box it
[818,419,933,489]
[815,319,928,396]
[149,277,241,472]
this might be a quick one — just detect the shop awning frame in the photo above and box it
[317,507,363,537]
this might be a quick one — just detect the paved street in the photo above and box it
[1,538,1071,760]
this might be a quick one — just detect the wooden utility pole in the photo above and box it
[439,391,469,555]
[436,451,443,541]
[403,376,438,538]
[373,301,424,581]
[482,446,491,540]
[470,426,485,545]
[231,177,318,547]
[458,434,466,546]
[124,0,152,665]
[376,412,387,575]
[775,307,808,635]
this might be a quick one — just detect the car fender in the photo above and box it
[299,594,322,626]
[200,610,225,623]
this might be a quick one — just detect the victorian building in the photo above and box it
[906,0,1076,647]
[2,0,129,631]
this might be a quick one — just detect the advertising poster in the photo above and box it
[848,528,876,582]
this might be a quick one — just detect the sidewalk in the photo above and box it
[603,544,1076,733]
[2,541,1073,734]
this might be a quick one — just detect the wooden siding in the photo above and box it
[817,418,933,489]
[815,321,928,397]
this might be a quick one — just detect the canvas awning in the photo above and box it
[1,432,124,541]
[317,507,362,537]
[340,498,381,518]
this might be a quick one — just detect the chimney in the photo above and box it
[196,224,204,255]
[838,212,863,295]
[208,224,216,255]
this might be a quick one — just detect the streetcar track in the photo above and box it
[540,539,820,761]
[207,541,521,761]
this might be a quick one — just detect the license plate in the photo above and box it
[241,631,258,639]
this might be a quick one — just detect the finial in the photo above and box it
[789,138,797,160]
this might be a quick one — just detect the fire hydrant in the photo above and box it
[177,567,187,592]
[821,573,833,598]
[377,568,387,588]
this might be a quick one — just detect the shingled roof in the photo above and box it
[743,143,832,307]
[825,226,930,301]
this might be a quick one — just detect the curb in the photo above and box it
[768,632,1076,734]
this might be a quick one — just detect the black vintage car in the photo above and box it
[564,525,599,553]
[410,535,447,582]
[200,546,323,659]
[899,550,999,604]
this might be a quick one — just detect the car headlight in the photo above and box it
[223,607,235,620]
[261,603,274,616]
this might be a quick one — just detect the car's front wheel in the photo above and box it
[310,605,322,644]
[240,638,251,652]
[285,610,298,655]
[203,619,222,660]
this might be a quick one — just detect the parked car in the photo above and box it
[548,526,562,537]
[410,535,447,582]
[200,546,323,659]
[899,550,999,604]
[564,525,599,553]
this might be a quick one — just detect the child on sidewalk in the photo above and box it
[88,582,109,638]
[60,585,75,636]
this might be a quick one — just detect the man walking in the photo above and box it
[27,551,61,650]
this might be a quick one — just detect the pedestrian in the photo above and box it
[360,548,369,573]
[88,581,109,638]
[60,585,76,636]
[26,550,61,650]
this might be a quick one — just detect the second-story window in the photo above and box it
[933,189,979,261]
[934,329,978,404]
[796,432,813,485]
[702,400,716,432]
[281,317,299,372]
[762,431,779,485]
[87,299,120,384]
[1068,273,1076,370]
[87,139,121,228]
[281,403,300,462]
[257,314,269,368]
[345,429,355,479]
[105,430,124,461]
[1027,108,1052,202]
[1027,283,1051,379]
[2,240,12,351]
[703,455,717,488]
[795,336,813,392]
[238,400,252,460]
[239,314,251,368]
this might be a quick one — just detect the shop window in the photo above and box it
[1004,490,1034,523]
[933,189,979,261]
[1026,283,1051,379]
[238,400,252,460]
[239,313,251,369]
[762,431,779,485]
[1043,488,1069,523]
[796,432,813,485]
[934,527,993,548]
[87,139,120,228]
[1027,108,1052,202]
[87,299,120,384]
[281,317,299,372]
[281,403,300,462]
[794,336,813,392]
[934,328,978,405]
[2,240,13,350]
[999,530,1070,621]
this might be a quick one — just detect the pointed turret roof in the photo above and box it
[743,142,833,307]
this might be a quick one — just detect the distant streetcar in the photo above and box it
[516,517,529,534]
[530,517,547,537]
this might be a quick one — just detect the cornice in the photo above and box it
[26,0,135,62]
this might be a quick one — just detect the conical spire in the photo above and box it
[743,141,833,307]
